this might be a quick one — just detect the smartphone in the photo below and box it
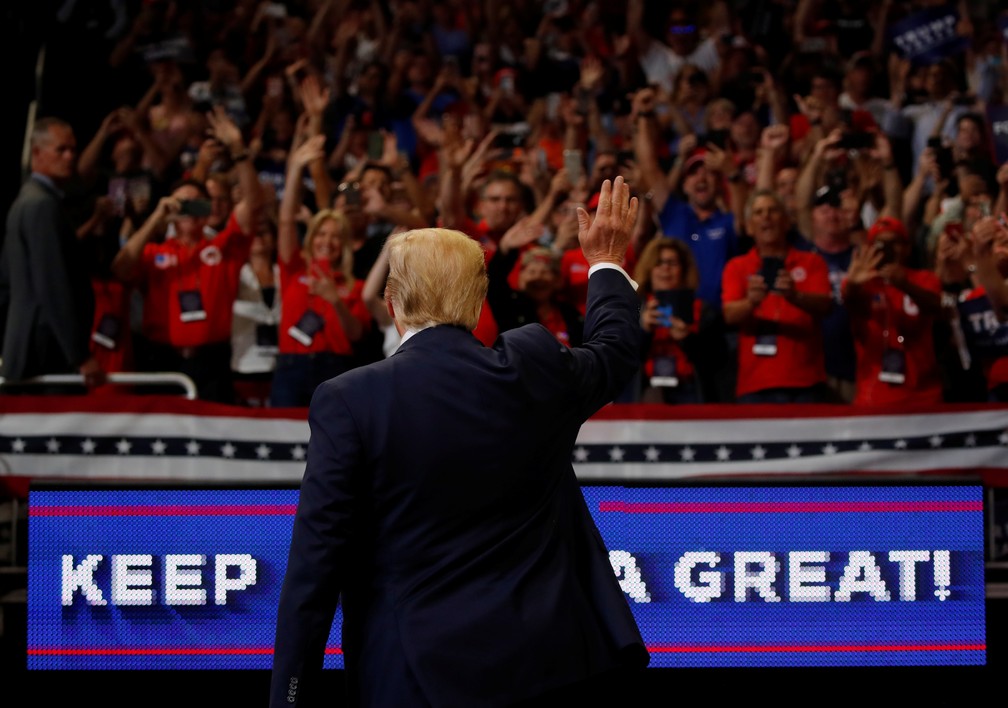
[545,92,561,120]
[178,198,213,217]
[492,131,520,153]
[443,55,459,76]
[367,131,384,160]
[927,137,955,178]
[945,220,964,242]
[263,2,287,19]
[655,288,694,326]
[836,131,875,150]
[705,129,729,150]
[339,181,361,207]
[759,256,785,290]
[874,240,895,266]
[499,73,515,94]
[563,149,584,185]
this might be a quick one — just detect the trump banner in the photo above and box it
[29,484,984,670]
[889,6,969,64]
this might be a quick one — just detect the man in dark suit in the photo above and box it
[271,176,649,707]
[1,117,103,386]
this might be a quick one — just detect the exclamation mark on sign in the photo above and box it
[933,550,951,601]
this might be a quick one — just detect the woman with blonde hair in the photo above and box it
[271,136,371,407]
[633,237,707,403]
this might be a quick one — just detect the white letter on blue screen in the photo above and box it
[734,552,781,602]
[835,551,891,602]
[165,554,208,606]
[789,551,831,602]
[888,550,930,601]
[674,552,723,602]
[215,554,257,605]
[111,554,154,606]
[609,550,651,603]
[61,554,106,606]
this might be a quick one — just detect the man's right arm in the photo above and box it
[566,177,641,416]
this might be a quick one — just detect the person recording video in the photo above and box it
[110,107,261,402]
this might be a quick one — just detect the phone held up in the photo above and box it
[654,289,695,327]
[178,199,213,218]
[563,149,584,185]
[873,240,895,266]
[759,256,785,290]
[367,131,384,160]
[338,181,361,208]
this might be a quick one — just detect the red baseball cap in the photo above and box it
[683,148,707,174]
[866,216,908,243]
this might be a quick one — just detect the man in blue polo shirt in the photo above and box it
[631,91,738,307]
[654,150,738,306]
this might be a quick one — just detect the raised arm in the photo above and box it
[207,106,261,234]
[279,135,327,265]
[795,129,842,239]
[630,88,670,211]
[111,195,176,282]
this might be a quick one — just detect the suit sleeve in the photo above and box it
[270,382,364,708]
[566,268,641,418]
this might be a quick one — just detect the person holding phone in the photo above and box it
[633,238,705,403]
[842,216,943,406]
[722,190,833,403]
[110,107,260,402]
[272,136,371,407]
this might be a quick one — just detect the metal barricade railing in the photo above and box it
[0,372,199,400]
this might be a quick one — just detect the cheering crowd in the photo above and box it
[4,0,1008,407]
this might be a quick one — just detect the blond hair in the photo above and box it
[384,228,487,331]
[304,209,354,284]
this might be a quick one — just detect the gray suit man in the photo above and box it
[1,117,102,385]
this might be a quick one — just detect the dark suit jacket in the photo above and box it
[271,268,648,708]
[1,176,94,380]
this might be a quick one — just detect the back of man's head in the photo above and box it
[385,228,487,332]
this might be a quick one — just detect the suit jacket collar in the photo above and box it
[30,172,64,199]
[393,324,476,356]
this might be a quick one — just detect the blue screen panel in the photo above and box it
[27,485,985,670]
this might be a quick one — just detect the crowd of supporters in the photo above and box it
[7,0,1008,407]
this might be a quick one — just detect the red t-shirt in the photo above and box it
[722,247,831,397]
[139,214,251,347]
[278,253,371,355]
[844,269,943,406]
